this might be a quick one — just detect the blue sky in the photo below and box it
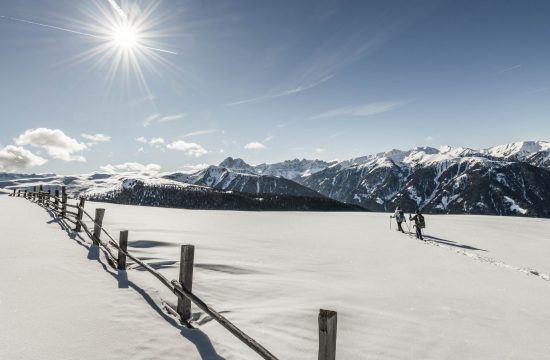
[0,0,549,174]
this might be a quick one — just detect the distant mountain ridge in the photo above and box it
[164,164,323,198]
[199,141,550,217]
[2,140,550,216]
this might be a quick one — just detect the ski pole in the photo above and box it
[405,219,411,234]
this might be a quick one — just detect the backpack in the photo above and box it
[398,210,405,222]
[418,214,426,228]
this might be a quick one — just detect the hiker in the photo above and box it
[391,206,406,233]
[409,210,425,240]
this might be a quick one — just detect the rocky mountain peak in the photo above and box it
[218,157,255,172]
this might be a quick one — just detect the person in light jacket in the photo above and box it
[391,206,405,233]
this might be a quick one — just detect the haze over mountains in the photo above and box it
[2,141,550,217]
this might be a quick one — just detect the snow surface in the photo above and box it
[2,194,550,359]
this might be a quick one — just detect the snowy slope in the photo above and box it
[0,171,199,198]
[3,194,550,359]
[0,194,221,360]
[78,200,550,359]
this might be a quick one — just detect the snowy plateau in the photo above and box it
[0,193,549,359]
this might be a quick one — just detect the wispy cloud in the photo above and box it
[100,163,161,174]
[107,0,128,20]
[498,64,522,74]
[179,163,209,173]
[182,129,217,138]
[81,133,111,142]
[159,113,186,123]
[228,75,334,106]
[227,7,404,108]
[130,95,156,106]
[143,113,186,127]
[310,101,407,120]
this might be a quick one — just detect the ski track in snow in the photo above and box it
[403,232,550,282]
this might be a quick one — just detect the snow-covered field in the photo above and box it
[1,193,550,359]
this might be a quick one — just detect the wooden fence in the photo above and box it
[9,186,338,360]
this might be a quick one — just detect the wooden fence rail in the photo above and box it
[9,186,338,360]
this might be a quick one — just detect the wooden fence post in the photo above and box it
[177,245,195,322]
[47,190,51,205]
[61,186,67,217]
[318,309,337,360]
[92,208,105,244]
[75,198,86,232]
[12,189,16,196]
[117,230,129,270]
[24,190,28,198]
[54,189,60,210]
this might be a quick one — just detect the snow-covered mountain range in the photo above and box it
[187,141,550,217]
[2,141,550,216]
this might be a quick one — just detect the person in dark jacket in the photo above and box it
[391,206,405,233]
[409,210,424,240]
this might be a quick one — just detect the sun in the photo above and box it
[62,0,177,94]
[111,23,140,50]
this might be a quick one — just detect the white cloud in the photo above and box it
[0,145,47,171]
[310,101,407,120]
[100,162,161,173]
[81,133,111,142]
[15,128,87,162]
[179,163,209,173]
[135,137,165,149]
[263,135,276,143]
[149,137,165,146]
[426,136,434,142]
[315,148,326,154]
[167,140,208,157]
[183,129,217,138]
[244,142,266,150]
[143,113,186,127]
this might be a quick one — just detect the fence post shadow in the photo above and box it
[87,244,100,260]
[117,270,129,289]
[42,207,225,360]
